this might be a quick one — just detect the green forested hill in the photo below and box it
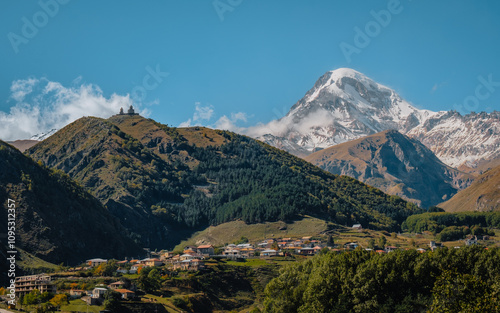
[26,115,421,249]
[0,140,142,264]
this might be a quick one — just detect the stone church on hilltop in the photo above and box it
[118,105,139,116]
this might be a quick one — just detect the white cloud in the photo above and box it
[178,119,192,127]
[178,102,215,127]
[242,108,336,140]
[0,77,143,141]
[10,77,38,102]
[193,102,214,121]
[178,101,252,133]
[214,112,249,132]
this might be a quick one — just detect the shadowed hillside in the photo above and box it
[0,140,142,264]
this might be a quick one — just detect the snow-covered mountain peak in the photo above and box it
[251,68,499,168]
[328,68,384,90]
[288,68,431,124]
[30,128,58,141]
[264,69,438,153]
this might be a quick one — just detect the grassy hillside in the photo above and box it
[173,216,329,250]
[440,164,500,212]
[0,140,142,265]
[26,115,422,250]
[305,130,473,208]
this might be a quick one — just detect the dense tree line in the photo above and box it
[402,212,500,241]
[168,135,421,230]
[263,246,500,312]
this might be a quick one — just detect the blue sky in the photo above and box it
[1,0,499,140]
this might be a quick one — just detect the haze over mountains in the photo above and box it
[251,68,500,170]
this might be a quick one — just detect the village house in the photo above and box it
[182,248,204,259]
[141,258,164,267]
[108,281,126,290]
[298,246,322,255]
[161,251,175,260]
[183,246,198,253]
[236,243,253,249]
[344,242,358,250]
[170,259,205,271]
[465,236,478,246]
[352,224,363,230]
[239,248,256,258]
[223,249,241,258]
[114,289,136,300]
[130,264,142,273]
[86,258,108,267]
[298,247,316,255]
[180,253,197,261]
[385,246,398,253]
[92,287,108,299]
[277,241,288,248]
[69,289,85,299]
[15,274,57,298]
[429,241,442,251]
[261,249,278,257]
[166,254,181,265]
[257,239,276,249]
[197,244,215,256]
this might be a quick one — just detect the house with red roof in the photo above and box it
[197,244,214,256]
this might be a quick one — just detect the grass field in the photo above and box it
[59,299,104,313]
[173,216,329,250]
[17,248,58,272]
[224,258,271,267]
